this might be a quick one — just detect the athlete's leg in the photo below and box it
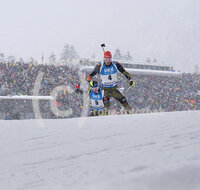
[111,87,132,111]
[102,88,112,115]
[103,88,112,109]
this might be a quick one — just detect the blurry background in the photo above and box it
[0,0,199,72]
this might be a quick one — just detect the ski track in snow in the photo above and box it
[0,111,200,190]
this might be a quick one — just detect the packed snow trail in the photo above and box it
[0,111,200,190]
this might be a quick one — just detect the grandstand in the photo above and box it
[197,91,200,109]
[0,96,53,120]
[0,59,198,120]
[79,58,180,76]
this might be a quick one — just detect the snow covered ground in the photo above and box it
[0,111,200,190]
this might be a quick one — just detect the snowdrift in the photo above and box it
[0,111,200,190]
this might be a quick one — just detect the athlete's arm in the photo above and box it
[87,63,101,81]
[90,64,100,77]
[116,62,132,80]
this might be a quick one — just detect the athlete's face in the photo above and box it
[104,58,112,66]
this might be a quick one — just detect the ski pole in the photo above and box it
[101,44,105,52]
[125,79,136,93]
[125,86,132,93]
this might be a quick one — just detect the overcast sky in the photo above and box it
[0,0,199,72]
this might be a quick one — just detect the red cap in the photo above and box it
[104,51,112,59]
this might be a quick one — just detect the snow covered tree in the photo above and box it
[113,48,122,60]
[61,43,79,63]
[61,44,71,62]
[18,57,24,64]
[146,58,150,62]
[70,45,79,59]
[124,51,132,61]
[0,53,4,62]
[28,57,38,64]
[194,64,199,74]
[49,53,56,65]
[7,56,16,63]
[91,53,96,59]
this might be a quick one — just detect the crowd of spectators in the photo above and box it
[114,72,200,113]
[0,61,200,119]
[0,62,83,118]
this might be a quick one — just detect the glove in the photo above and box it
[89,81,94,87]
[89,81,98,87]
[130,79,136,86]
